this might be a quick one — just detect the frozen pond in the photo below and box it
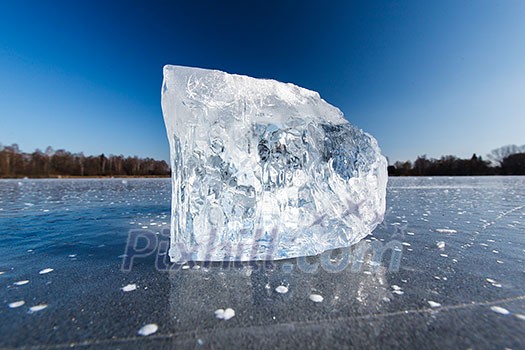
[0,177,524,348]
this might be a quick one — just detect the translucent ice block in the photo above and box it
[161,65,387,261]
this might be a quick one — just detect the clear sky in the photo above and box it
[1,0,524,163]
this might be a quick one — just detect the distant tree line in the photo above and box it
[0,144,170,178]
[2,142,524,178]
[388,145,525,176]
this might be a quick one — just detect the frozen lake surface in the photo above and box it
[0,177,524,348]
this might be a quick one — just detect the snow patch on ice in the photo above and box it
[275,285,288,294]
[29,304,48,313]
[486,278,502,288]
[309,294,324,303]
[435,228,457,234]
[8,300,25,308]
[428,301,441,308]
[215,308,235,320]
[122,284,137,292]
[138,323,158,336]
[490,306,510,315]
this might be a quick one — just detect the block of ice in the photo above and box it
[161,65,387,261]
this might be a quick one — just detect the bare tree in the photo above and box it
[487,144,525,165]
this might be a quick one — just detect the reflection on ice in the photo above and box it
[167,247,392,327]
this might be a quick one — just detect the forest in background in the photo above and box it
[388,145,525,176]
[0,144,170,178]
[1,143,524,178]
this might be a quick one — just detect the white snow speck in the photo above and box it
[215,308,235,320]
[8,300,25,308]
[222,308,235,320]
[214,309,224,318]
[275,285,288,294]
[392,290,404,295]
[428,301,441,308]
[309,294,324,303]
[402,242,411,247]
[29,304,48,313]
[391,285,402,291]
[0,271,5,275]
[39,268,54,275]
[440,253,448,258]
[490,306,510,315]
[436,228,457,234]
[138,323,158,336]
[515,314,525,321]
[68,254,77,258]
[14,280,29,286]
[436,241,445,249]
[486,278,502,287]
[122,284,137,292]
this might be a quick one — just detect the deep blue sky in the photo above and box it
[1,1,524,163]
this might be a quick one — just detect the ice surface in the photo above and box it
[161,65,387,261]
